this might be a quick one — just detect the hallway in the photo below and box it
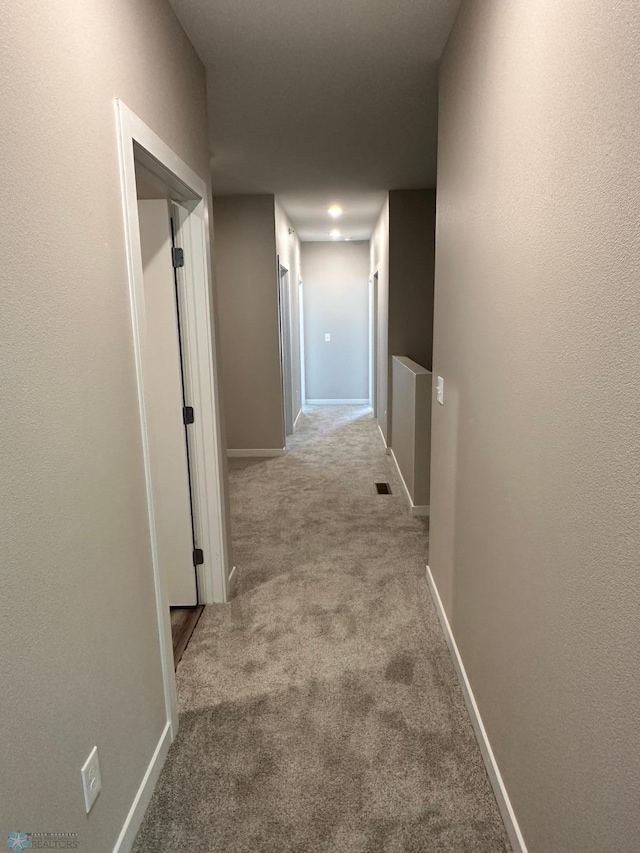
[133,407,509,852]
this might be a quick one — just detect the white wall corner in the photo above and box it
[425,566,528,853]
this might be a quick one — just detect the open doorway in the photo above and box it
[370,271,379,416]
[116,100,231,740]
[299,278,306,408]
[136,192,204,665]
[278,263,295,436]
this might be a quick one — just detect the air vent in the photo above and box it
[375,482,391,495]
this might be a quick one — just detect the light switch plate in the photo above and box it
[325,333,331,341]
[81,746,102,813]
[436,376,444,405]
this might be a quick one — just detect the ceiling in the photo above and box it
[169,0,461,240]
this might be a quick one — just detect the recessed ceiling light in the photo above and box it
[330,229,341,238]
[328,206,342,218]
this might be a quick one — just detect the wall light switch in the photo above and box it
[81,746,102,813]
[436,376,444,405]
[325,333,331,342]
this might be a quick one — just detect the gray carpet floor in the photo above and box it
[133,406,510,852]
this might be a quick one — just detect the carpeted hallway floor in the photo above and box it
[133,406,510,852]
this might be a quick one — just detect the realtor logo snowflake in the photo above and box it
[6,833,30,851]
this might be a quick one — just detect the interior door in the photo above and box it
[138,199,197,606]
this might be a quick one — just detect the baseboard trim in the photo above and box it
[293,409,303,431]
[389,449,430,518]
[305,398,370,405]
[227,448,286,458]
[425,567,528,853]
[410,504,430,517]
[227,564,238,599]
[377,423,388,450]
[112,720,172,853]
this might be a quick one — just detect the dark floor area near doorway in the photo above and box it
[170,606,204,668]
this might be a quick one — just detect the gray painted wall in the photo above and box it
[0,0,210,849]
[431,2,640,851]
[370,190,436,445]
[213,195,286,451]
[388,189,436,372]
[301,241,370,402]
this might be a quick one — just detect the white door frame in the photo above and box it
[369,271,379,415]
[278,262,294,436]
[298,279,306,408]
[115,99,231,736]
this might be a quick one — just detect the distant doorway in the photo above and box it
[370,271,379,417]
[278,263,295,436]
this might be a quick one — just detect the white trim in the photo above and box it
[115,100,232,742]
[389,449,430,517]
[293,409,303,431]
[227,564,238,598]
[425,567,528,853]
[305,398,370,405]
[298,278,306,411]
[368,274,375,413]
[227,448,286,458]
[378,423,388,449]
[112,721,172,853]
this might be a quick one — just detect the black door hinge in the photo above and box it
[193,548,204,566]
[183,405,194,425]
[172,247,184,269]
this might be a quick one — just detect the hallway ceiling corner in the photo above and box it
[168,0,462,240]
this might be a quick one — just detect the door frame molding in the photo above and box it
[277,261,294,436]
[369,270,379,416]
[298,278,306,408]
[115,99,231,737]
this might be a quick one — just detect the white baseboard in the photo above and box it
[389,449,430,517]
[305,398,370,405]
[410,504,430,517]
[377,423,388,450]
[227,448,286,458]
[293,409,303,431]
[112,720,172,853]
[227,564,238,599]
[425,567,528,853]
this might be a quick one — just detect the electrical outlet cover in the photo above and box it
[81,746,102,813]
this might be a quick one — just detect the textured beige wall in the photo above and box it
[431,2,640,851]
[0,1,209,850]
[371,191,436,446]
[388,189,436,373]
[213,195,286,451]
